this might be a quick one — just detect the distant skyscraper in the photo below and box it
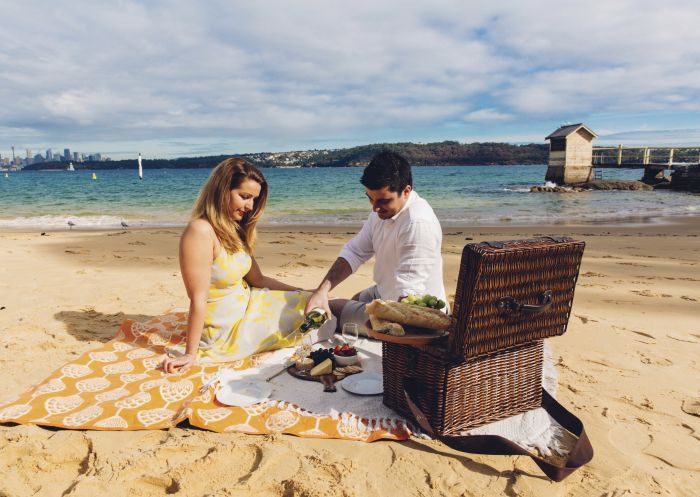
[46,149,53,161]
[73,152,79,162]
[64,148,70,161]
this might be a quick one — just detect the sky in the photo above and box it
[1,0,700,160]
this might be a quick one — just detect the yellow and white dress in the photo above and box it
[196,248,309,363]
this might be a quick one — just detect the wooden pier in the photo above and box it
[545,124,700,188]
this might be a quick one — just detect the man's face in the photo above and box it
[365,185,412,220]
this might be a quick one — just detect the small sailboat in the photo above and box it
[4,173,8,178]
[138,153,143,180]
[67,162,75,172]
[91,172,97,180]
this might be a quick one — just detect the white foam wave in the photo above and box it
[0,215,185,230]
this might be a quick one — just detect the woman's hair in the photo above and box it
[191,157,268,253]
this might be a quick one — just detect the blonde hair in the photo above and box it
[191,157,268,253]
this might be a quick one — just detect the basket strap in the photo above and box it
[403,381,593,482]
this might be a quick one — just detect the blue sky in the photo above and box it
[1,0,699,160]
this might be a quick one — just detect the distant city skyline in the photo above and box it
[1,1,699,161]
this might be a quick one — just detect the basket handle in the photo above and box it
[403,381,593,482]
[482,236,571,249]
[496,290,553,315]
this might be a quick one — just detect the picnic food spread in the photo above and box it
[287,344,363,391]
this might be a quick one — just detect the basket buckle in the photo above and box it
[496,290,553,315]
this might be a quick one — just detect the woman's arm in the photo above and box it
[161,220,214,373]
[244,256,302,291]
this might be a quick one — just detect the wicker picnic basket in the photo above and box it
[381,236,585,432]
[379,237,591,480]
[382,339,543,434]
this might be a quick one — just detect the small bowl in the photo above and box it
[334,353,359,366]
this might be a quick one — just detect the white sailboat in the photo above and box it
[67,162,75,172]
[138,153,143,180]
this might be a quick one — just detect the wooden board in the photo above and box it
[366,321,449,346]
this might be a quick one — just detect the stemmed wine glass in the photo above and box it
[341,323,359,347]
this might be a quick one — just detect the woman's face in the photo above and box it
[230,179,262,221]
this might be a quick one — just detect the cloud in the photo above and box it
[1,0,699,158]
[464,109,513,122]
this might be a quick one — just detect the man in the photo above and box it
[305,149,447,333]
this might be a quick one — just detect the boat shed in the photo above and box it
[545,123,597,184]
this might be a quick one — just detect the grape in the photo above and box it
[436,299,446,310]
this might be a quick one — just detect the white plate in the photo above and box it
[341,372,383,395]
[215,380,272,406]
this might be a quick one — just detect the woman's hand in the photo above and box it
[160,353,197,374]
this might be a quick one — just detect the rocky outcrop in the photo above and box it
[531,180,653,192]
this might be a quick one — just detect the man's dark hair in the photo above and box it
[360,150,412,192]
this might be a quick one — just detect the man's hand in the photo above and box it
[304,258,353,318]
[304,288,331,321]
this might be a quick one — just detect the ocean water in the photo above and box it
[0,165,697,230]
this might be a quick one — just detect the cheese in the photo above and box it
[310,358,332,376]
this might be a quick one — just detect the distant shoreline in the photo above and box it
[1,214,697,235]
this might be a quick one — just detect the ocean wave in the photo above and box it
[0,215,185,230]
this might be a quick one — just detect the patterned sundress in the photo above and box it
[192,248,309,362]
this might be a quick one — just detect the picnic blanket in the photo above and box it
[0,313,409,441]
[0,313,565,455]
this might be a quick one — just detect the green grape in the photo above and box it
[416,302,427,307]
[400,297,410,304]
[436,300,446,310]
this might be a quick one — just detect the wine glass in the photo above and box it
[341,323,359,347]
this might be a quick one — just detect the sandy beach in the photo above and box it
[0,218,698,497]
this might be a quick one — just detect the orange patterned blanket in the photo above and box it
[0,313,409,442]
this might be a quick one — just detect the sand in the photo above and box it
[0,218,699,496]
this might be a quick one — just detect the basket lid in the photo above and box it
[448,237,585,358]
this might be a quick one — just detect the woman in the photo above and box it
[161,158,315,373]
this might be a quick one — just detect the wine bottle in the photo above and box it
[299,308,328,333]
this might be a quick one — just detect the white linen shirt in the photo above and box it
[338,190,447,306]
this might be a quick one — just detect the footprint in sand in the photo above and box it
[581,271,607,278]
[681,398,700,417]
[680,295,698,302]
[667,334,700,344]
[608,423,652,455]
[637,352,673,367]
[612,325,656,343]
[630,290,672,298]
[643,424,700,471]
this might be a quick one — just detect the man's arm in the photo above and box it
[304,217,375,316]
[304,257,352,317]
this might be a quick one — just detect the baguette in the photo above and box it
[365,299,452,330]
[368,313,405,336]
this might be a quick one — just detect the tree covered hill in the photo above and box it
[23,141,548,171]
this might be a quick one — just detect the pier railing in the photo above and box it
[592,146,700,168]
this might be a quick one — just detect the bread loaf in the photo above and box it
[368,313,405,336]
[365,299,452,330]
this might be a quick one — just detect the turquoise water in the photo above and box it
[0,165,697,229]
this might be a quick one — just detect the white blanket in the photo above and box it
[214,338,566,455]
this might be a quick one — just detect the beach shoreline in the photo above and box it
[0,220,698,496]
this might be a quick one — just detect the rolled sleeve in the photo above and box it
[338,217,374,273]
[390,221,439,300]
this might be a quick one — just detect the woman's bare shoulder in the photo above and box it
[184,218,215,237]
